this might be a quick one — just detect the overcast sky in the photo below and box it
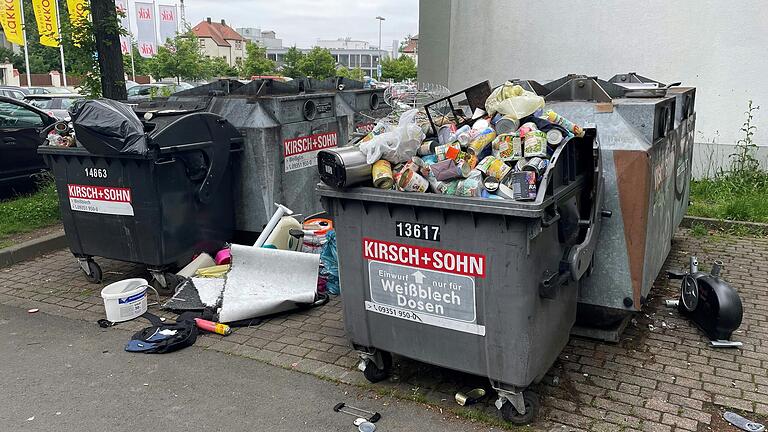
[183,0,419,51]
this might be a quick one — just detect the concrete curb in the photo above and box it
[0,230,67,268]
[682,215,768,235]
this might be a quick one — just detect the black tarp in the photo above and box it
[70,99,149,155]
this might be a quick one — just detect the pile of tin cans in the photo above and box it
[365,105,584,201]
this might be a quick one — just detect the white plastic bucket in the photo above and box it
[100,278,149,322]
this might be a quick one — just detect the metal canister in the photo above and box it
[372,160,394,189]
[410,156,430,177]
[455,177,482,197]
[397,168,429,192]
[495,117,519,135]
[483,176,499,192]
[523,130,548,158]
[509,171,537,200]
[477,156,511,182]
[428,174,449,194]
[546,129,564,146]
[523,157,549,178]
[492,133,523,162]
[317,147,372,189]
[435,142,460,161]
[417,139,439,156]
[467,128,497,156]
[546,110,585,137]
[438,124,457,145]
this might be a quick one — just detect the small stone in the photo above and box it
[27,417,34,421]
[143,383,149,387]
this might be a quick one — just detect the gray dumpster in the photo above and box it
[309,77,391,138]
[318,130,604,424]
[515,75,696,340]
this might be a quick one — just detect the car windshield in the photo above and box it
[45,87,73,94]
[26,98,54,109]
[59,97,80,110]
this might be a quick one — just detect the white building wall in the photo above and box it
[418,0,768,178]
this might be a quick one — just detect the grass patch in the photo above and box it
[0,176,61,246]
[688,171,768,223]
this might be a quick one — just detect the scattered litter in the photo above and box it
[724,411,765,431]
[26,416,34,421]
[27,308,39,314]
[55,412,61,416]
[455,388,487,406]
[333,402,381,424]
[159,317,166,322]
[648,324,655,331]
[143,383,149,386]
[194,318,231,336]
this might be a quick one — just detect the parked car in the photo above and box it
[125,80,139,89]
[0,95,56,187]
[24,94,84,120]
[126,83,191,102]
[26,86,74,95]
[0,86,29,100]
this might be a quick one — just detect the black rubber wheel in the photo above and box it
[500,391,540,425]
[84,260,102,284]
[362,351,392,383]
[150,273,175,296]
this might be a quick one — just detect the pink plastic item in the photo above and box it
[215,248,231,265]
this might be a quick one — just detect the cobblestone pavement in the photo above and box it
[1,228,767,431]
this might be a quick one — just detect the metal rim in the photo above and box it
[303,100,317,121]
[681,275,699,312]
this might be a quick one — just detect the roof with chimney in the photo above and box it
[402,35,418,54]
[192,18,245,47]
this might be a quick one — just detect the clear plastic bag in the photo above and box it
[358,109,425,164]
[484,82,545,120]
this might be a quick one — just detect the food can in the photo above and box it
[435,142,460,161]
[410,156,430,177]
[523,130,548,158]
[483,176,499,192]
[372,160,394,189]
[427,174,449,194]
[477,156,511,181]
[456,160,471,178]
[438,124,457,145]
[397,168,429,192]
[467,128,497,155]
[495,116,519,135]
[445,146,478,169]
[523,156,549,178]
[417,139,439,156]
[455,177,482,197]
[546,129,564,146]
[492,133,523,162]
[496,182,515,199]
[509,171,537,200]
[546,110,585,138]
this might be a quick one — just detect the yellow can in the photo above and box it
[372,160,394,189]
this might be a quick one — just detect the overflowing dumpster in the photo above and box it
[40,99,242,287]
[318,82,605,422]
[514,74,696,340]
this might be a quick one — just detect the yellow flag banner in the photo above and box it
[66,0,87,24]
[32,0,59,47]
[0,0,25,46]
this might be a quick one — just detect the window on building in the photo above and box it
[235,40,242,50]
[199,39,205,49]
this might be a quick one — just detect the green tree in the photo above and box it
[298,47,335,79]
[280,46,304,78]
[206,56,239,78]
[147,32,209,82]
[123,45,152,78]
[239,41,276,77]
[60,4,102,97]
[381,55,417,82]
[336,66,364,81]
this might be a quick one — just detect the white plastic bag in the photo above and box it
[359,109,425,164]
[484,82,545,120]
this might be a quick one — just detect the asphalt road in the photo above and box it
[0,304,489,432]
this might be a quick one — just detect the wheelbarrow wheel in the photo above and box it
[83,260,102,284]
[362,351,392,383]
[501,391,539,425]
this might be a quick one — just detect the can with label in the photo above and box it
[518,122,538,138]
[360,123,389,143]
[427,173,449,194]
[438,124,457,145]
[495,116,520,135]
[435,142,461,161]
[509,171,537,200]
[397,168,429,192]
[492,133,523,162]
[417,139,439,156]
[524,130,548,158]
[410,156,431,177]
[546,110,585,137]
[372,160,394,189]
[477,156,511,181]
[467,128,497,155]
[523,157,549,178]
[445,146,478,169]
[455,177,482,197]
[546,129,564,146]
[483,176,499,192]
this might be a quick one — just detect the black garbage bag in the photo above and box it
[70,99,148,155]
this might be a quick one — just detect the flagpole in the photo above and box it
[54,0,67,86]
[18,0,31,87]
[126,1,136,80]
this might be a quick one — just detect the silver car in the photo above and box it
[23,94,84,119]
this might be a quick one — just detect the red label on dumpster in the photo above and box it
[283,131,338,172]
[67,184,134,216]
[363,238,486,278]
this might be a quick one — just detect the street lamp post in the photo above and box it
[375,16,385,79]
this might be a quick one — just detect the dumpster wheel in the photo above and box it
[361,351,392,383]
[80,259,102,284]
[500,391,539,425]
